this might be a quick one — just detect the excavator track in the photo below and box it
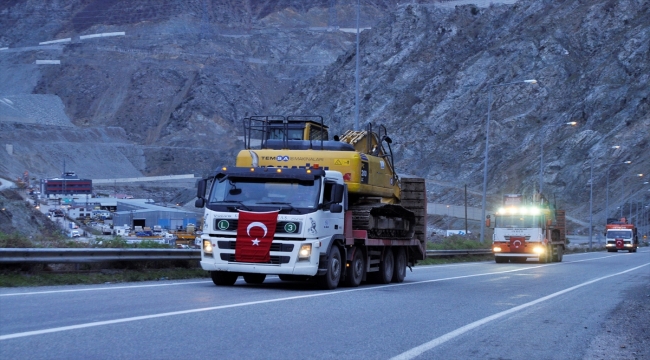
[351,203,416,240]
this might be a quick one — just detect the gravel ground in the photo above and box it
[584,273,650,359]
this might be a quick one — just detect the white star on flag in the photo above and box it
[252,238,260,246]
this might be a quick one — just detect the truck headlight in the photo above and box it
[299,244,312,259]
[493,246,502,252]
[203,239,213,254]
[533,246,545,254]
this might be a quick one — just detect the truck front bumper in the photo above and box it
[200,238,321,276]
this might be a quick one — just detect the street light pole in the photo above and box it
[353,0,360,131]
[539,121,577,197]
[479,79,537,244]
[606,160,631,221]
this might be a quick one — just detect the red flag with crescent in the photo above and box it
[235,210,280,263]
[509,236,526,253]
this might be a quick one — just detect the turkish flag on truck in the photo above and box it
[235,210,280,263]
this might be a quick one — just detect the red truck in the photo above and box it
[604,218,638,252]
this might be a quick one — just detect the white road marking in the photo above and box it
[0,281,212,297]
[0,254,640,340]
[0,252,627,297]
[390,262,650,360]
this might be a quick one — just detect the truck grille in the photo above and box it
[219,253,290,264]
[217,241,294,252]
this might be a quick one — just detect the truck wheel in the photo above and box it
[211,271,238,286]
[495,256,508,263]
[317,246,342,290]
[553,246,563,262]
[243,274,266,284]
[375,249,394,284]
[344,247,364,287]
[392,247,407,283]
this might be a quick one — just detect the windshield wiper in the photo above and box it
[217,200,251,210]
[257,201,301,214]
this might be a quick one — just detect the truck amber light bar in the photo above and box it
[496,207,541,215]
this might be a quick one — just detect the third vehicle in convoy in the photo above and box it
[604,218,638,252]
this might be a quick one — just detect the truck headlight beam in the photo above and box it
[203,239,213,254]
[299,244,312,259]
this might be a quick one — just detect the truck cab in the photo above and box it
[490,194,565,263]
[195,166,346,286]
[605,218,638,252]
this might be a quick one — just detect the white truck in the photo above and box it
[194,116,427,290]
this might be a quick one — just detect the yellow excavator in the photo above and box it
[236,115,425,241]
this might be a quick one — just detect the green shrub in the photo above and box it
[0,232,35,248]
[427,235,490,250]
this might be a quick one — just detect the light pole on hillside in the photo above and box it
[479,79,538,243]
[540,121,577,196]
[354,0,361,131]
[605,160,632,221]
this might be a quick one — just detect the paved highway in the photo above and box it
[1,250,648,359]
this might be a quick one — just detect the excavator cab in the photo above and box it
[243,115,329,149]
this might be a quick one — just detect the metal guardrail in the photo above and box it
[0,248,200,264]
[0,248,492,264]
[425,249,493,257]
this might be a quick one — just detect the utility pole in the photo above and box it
[464,184,468,236]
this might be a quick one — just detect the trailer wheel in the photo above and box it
[317,246,342,290]
[243,274,266,284]
[344,247,364,287]
[374,249,394,284]
[392,248,407,283]
[211,271,238,286]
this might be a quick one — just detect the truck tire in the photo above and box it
[392,247,406,283]
[317,246,342,290]
[374,249,394,284]
[538,247,550,264]
[344,247,365,287]
[495,256,508,263]
[552,246,563,262]
[243,274,266,284]
[211,271,238,286]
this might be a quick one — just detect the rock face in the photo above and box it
[0,0,648,225]
[273,0,650,222]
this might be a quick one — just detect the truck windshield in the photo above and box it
[208,176,320,213]
[495,215,541,228]
[607,230,631,239]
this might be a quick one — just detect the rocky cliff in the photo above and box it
[0,0,648,226]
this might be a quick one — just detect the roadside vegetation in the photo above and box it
[1,233,646,287]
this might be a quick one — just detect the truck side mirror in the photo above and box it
[329,203,343,213]
[332,184,344,203]
[485,215,491,228]
[546,219,552,226]
[195,198,205,208]
[196,179,206,199]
